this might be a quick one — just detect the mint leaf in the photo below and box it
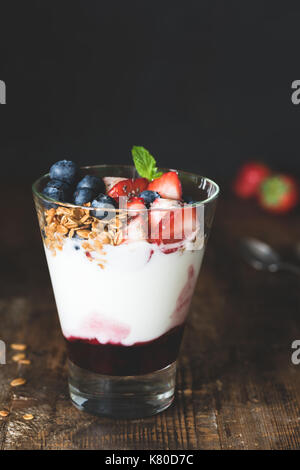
[132,146,162,181]
[132,146,154,179]
[153,169,163,179]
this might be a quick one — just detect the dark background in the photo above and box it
[1,0,300,184]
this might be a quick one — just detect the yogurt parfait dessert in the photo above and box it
[33,146,219,418]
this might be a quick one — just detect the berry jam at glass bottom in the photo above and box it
[66,324,185,376]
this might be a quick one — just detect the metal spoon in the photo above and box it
[239,238,300,275]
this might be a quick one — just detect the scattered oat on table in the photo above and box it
[19,359,31,365]
[11,344,27,351]
[23,414,34,421]
[12,353,26,362]
[0,410,9,417]
[10,378,26,387]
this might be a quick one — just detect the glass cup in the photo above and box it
[32,165,219,418]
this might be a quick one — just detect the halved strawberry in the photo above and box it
[149,202,199,245]
[149,198,182,228]
[123,215,147,243]
[126,197,146,216]
[127,197,145,209]
[147,171,182,200]
[148,198,182,243]
[130,177,148,195]
[171,204,199,242]
[103,177,127,192]
[107,178,133,200]
[159,211,185,244]
[108,177,148,202]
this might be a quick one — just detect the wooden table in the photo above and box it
[1,183,300,450]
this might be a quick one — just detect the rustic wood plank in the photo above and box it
[1,185,300,449]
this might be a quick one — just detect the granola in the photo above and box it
[39,203,127,266]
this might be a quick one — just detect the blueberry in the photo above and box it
[46,179,71,193]
[74,244,80,250]
[76,175,103,193]
[49,160,78,184]
[91,194,117,220]
[139,190,161,207]
[73,188,95,205]
[42,179,72,208]
[42,179,68,202]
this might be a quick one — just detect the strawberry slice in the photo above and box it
[159,211,185,244]
[149,202,199,244]
[149,198,182,228]
[127,197,146,210]
[107,178,133,200]
[108,177,148,202]
[103,177,127,192]
[127,197,146,216]
[130,177,148,195]
[148,198,182,243]
[147,171,182,200]
[123,215,147,243]
[169,204,199,242]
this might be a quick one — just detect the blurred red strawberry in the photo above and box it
[233,162,270,198]
[257,174,299,213]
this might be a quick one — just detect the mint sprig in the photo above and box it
[131,146,162,181]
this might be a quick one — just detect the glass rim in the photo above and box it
[32,164,220,212]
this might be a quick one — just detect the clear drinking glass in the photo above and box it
[32,165,219,418]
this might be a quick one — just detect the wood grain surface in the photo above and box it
[1,183,300,450]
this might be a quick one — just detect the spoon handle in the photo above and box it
[279,262,300,276]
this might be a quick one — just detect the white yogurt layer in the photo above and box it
[45,238,204,345]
